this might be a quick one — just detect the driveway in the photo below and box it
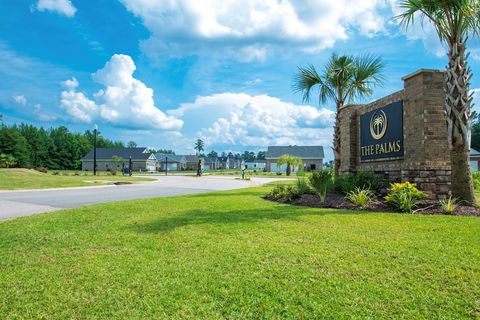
[0,175,284,220]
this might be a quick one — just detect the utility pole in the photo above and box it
[93,125,98,176]
[165,156,168,176]
[129,156,132,176]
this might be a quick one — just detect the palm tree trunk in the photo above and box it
[333,102,342,176]
[445,41,475,203]
[286,163,291,176]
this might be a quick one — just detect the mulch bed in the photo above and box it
[265,192,480,217]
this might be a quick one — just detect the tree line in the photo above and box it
[0,121,127,170]
[194,138,265,161]
[0,119,267,170]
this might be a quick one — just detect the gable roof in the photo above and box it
[204,157,218,164]
[471,148,480,156]
[183,155,199,162]
[82,148,153,161]
[155,153,185,163]
[266,146,324,159]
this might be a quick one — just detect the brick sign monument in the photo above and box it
[338,69,451,199]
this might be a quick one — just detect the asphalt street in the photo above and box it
[0,175,282,220]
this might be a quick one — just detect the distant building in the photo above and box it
[155,154,186,171]
[183,155,201,171]
[203,157,219,170]
[244,160,266,171]
[265,146,324,172]
[218,156,243,169]
[81,147,156,172]
[470,148,480,171]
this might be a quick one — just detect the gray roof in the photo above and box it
[155,153,185,163]
[204,157,218,164]
[266,146,324,159]
[471,148,480,156]
[82,148,152,161]
[182,155,200,162]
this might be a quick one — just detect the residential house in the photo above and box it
[81,147,156,172]
[265,146,324,172]
[203,157,219,170]
[470,148,480,171]
[244,160,266,171]
[218,156,243,169]
[218,156,231,169]
[184,155,201,170]
[155,154,186,171]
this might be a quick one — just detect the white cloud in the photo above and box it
[60,54,183,130]
[169,93,335,149]
[33,104,58,121]
[244,78,263,86]
[62,77,79,90]
[36,0,77,17]
[60,87,97,123]
[120,0,394,61]
[389,1,447,56]
[12,95,27,106]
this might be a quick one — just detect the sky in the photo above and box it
[1,0,480,160]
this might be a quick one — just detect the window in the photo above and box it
[310,164,316,171]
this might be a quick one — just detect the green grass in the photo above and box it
[0,185,479,318]
[0,169,155,190]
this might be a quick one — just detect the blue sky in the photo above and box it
[1,0,480,159]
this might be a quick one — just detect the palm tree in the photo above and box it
[277,154,303,176]
[397,0,480,203]
[294,53,384,176]
[194,139,204,155]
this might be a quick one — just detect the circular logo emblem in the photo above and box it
[370,110,387,140]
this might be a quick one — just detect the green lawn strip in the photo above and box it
[0,169,155,190]
[0,186,479,318]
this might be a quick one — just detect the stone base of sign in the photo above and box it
[338,69,451,199]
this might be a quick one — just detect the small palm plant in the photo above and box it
[440,196,458,214]
[309,170,334,204]
[345,187,376,208]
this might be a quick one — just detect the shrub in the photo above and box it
[52,171,59,175]
[296,178,311,195]
[345,187,376,208]
[384,182,427,213]
[440,196,458,214]
[35,167,48,173]
[276,172,282,176]
[267,185,300,201]
[473,171,480,190]
[61,172,69,176]
[336,171,386,194]
[309,169,334,204]
[110,169,117,176]
[74,172,80,176]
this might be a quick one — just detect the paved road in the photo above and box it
[0,175,283,220]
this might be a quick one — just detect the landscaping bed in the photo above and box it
[265,170,480,217]
[267,192,480,217]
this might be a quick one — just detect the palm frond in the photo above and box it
[346,54,385,102]
[293,64,335,104]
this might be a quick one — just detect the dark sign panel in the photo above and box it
[360,101,404,161]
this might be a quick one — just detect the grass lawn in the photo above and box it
[0,185,479,319]
[0,169,155,190]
